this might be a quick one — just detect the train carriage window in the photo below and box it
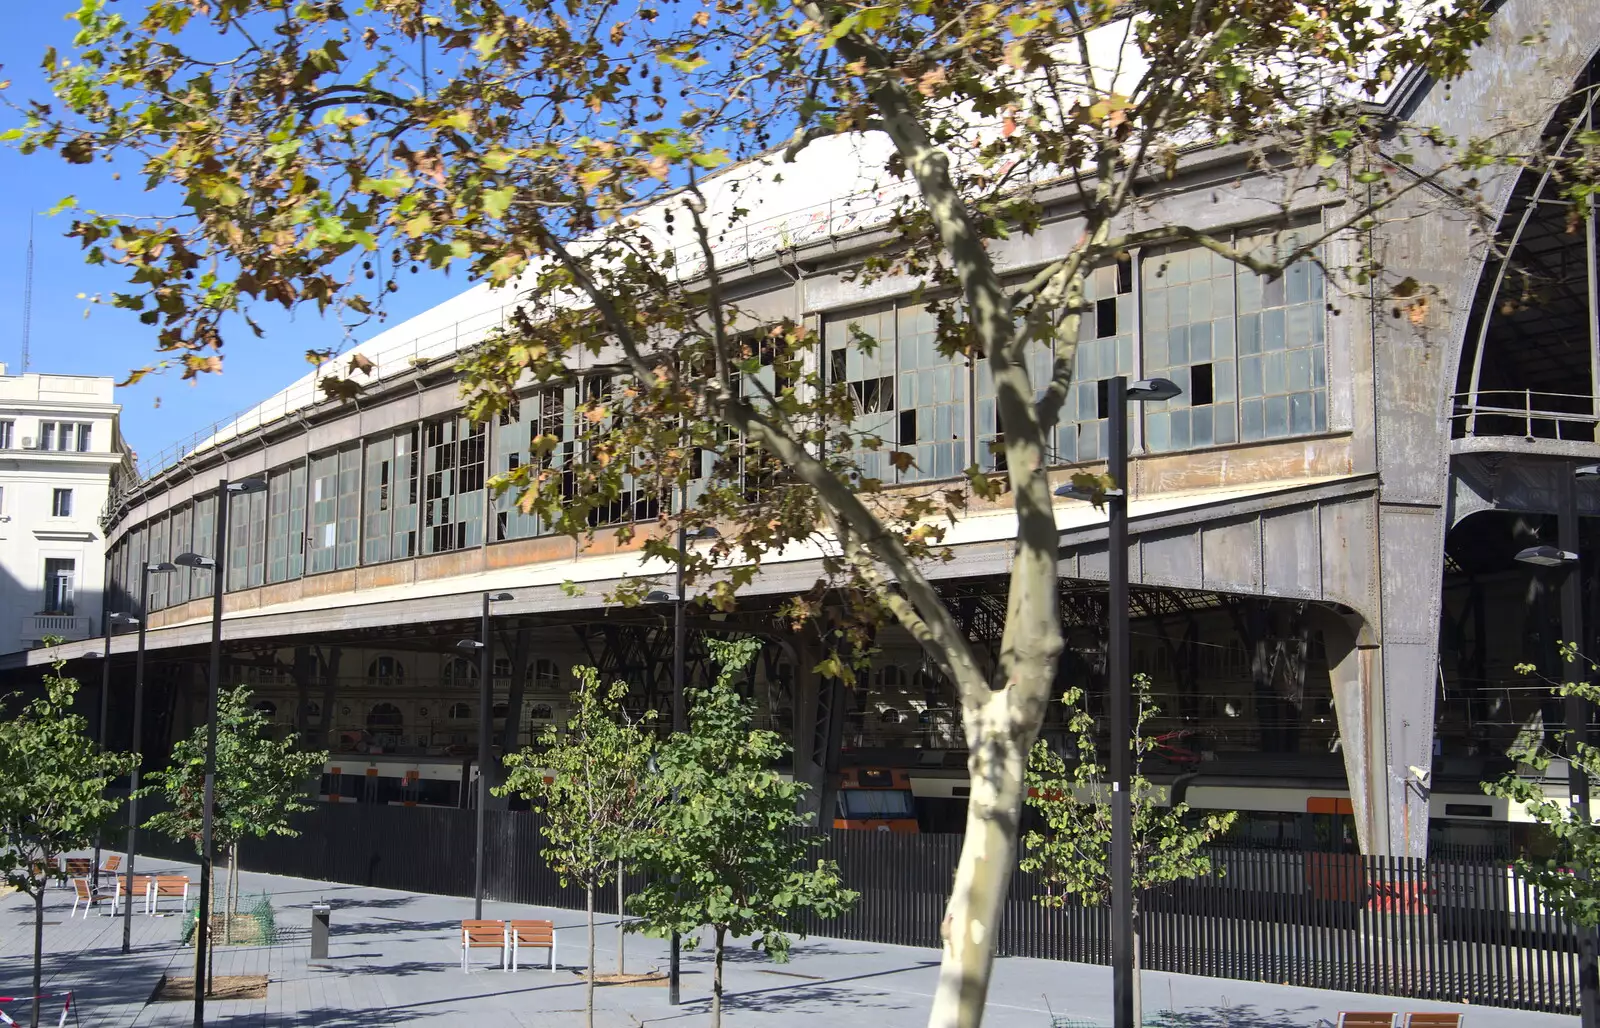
[838,790,916,818]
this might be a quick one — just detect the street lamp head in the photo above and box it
[1514,545,1579,568]
[227,478,269,495]
[1127,378,1183,403]
[487,592,515,602]
[146,561,178,574]
[1577,464,1600,479]
[172,552,216,570]
[644,590,673,604]
[456,639,486,652]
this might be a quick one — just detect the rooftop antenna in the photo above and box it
[20,212,33,373]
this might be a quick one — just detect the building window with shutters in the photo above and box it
[43,558,75,614]
[51,488,73,518]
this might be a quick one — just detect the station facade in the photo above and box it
[8,0,1600,863]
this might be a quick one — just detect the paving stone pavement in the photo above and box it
[0,852,1577,1028]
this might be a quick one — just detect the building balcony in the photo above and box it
[22,614,92,643]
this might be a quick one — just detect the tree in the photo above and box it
[142,686,327,960]
[629,637,857,1028]
[1020,674,1236,1027]
[1484,650,1600,926]
[498,667,660,1028]
[0,653,133,1028]
[17,3,1562,1024]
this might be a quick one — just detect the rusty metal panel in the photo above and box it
[302,569,359,598]
[415,549,484,583]
[1318,496,1377,619]
[1198,519,1260,594]
[487,536,575,569]
[1136,529,1201,590]
[356,561,416,590]
[1074,542,1109,581]
[1139,437,1353,495]
[1260,506,1320,599]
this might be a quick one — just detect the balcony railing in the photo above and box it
[1451,389,1600,442]
[22,615,92,642]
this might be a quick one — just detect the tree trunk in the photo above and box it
[1132,912,1144,1028]
[32,887,44,1028]
[206,858,217,994]
[616,859,625,974]
[225,843,237,943]
[712,924,727,1028]
[927,703,1031,1028]
[585,883,596,1028]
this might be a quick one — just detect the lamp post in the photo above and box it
[1514,460,1600,1028]
[458,591,514,920]
[121,562,176,954]
[94,609,138,891]
[645,519,717,1007]
[174,474,265,1026]
[1056,375,1180,1028]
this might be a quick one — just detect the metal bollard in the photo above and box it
[310,903,331,960]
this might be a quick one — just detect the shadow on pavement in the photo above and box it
[1148,1004,1328,1028]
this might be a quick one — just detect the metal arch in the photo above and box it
[1464,79,1600,430]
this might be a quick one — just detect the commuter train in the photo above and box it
[315,755,1553,859]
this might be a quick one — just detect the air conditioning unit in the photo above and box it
[21,437,33,449]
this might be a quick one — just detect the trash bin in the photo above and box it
[310,903,331,959]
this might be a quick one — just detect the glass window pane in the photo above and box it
[1215,360,1236,402]
[1238,314,1260,355]
[1290,392,1314,434]
[1265,395,1289,437]
[1146,411,1169,453]
[1241,399,1264,441]
[1214,404,1237,444]
[1262,309,1285,351]
[1240,356,1263,398]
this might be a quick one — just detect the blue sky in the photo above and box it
[0,6,467,463]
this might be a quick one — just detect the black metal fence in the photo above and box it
[133,804,1583,1014]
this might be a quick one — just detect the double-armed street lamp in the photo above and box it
[122,560,178,953]
[1513,461,1600,1028]
[93,609,139,891]
[1055,375,1181,1028]
[644,518,718,1007]
[457,591,515,920]
[173,474,266,1027]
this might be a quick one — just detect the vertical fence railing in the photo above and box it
[126,804,1582,1015]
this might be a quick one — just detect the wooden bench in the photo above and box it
[461,920,507,973]
[128,875,156,915]
[1337,1016,1396,1028]
[150,875,192,915]
[1403,1016,1462,1028]
[507,920,556,972]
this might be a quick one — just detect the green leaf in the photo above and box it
[482,185,516,219]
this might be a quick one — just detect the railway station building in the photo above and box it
[6,0,1600,866]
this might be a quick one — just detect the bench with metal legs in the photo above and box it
[461,920,508,973]
[507,920,556,972]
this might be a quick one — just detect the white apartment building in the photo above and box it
[0,363,131,653]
